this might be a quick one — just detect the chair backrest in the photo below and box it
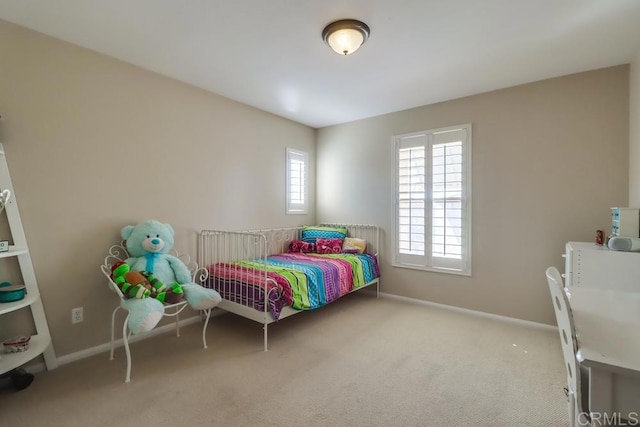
[100,244,130,299]
[545,266,584,413]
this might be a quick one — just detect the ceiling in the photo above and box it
[1,1,640,128]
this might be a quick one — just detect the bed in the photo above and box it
[198,224,380,350]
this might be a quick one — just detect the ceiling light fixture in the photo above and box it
[322,19,370,56]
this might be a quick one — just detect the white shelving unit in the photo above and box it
[0,143,57,374]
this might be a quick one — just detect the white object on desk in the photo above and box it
[570,287,640,416]
[611,207,640,238]
[564,242,640,292]
[608,236,640,252]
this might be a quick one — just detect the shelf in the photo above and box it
[0,143,57,373]
[0,292,39,315]
[0,333,51,374]
[0,245,28,259]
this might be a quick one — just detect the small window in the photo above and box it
[286,148,308,214]
[392,124,472,275]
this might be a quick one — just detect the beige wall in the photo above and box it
[317,66,630,325]
[0,16,632,363]
[0,20,315,357]
[630,51,640,206]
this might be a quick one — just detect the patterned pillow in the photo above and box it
[301,225,347,244]
[342,237,366,254]
[316,238,343,254]
[288,240,316,253]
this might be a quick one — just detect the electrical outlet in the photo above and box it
[71,307,83,324]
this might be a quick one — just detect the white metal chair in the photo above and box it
[546,266,590,427]
[100,243,212,383]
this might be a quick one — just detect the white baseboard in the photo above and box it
[27,311,222,374]
[377,292,556,331]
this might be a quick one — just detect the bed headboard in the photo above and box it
[199,224,379,265]
[319,223,379,257]
[249,224,379,257]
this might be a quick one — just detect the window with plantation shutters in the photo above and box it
[392,124,472,275]
[286,148,308,214]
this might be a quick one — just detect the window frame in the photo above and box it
[391,124,472,276]
[286,148,308,215]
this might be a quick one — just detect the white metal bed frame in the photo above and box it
[100,244,212,383]
[198,223,380,351]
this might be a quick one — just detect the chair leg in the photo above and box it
[568,391,576,427]
[110,306,120,361]
[202,308,211,349]
[122,311,132,383]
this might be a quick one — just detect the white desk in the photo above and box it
[569,287,640,419]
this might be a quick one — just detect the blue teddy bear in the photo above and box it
[119,219,221,334]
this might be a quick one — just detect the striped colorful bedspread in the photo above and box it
[207,253,379,320]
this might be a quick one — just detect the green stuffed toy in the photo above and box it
[118,219,222,334]
[111,261,152,299]
[110,261,184,304]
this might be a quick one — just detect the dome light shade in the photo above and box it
[322,19,370,55]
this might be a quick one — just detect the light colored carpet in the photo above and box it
[0,293,568,427]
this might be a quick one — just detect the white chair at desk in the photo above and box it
[546,266,590,427]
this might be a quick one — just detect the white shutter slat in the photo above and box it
[398,145,426,256]
[286,149,308,214]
